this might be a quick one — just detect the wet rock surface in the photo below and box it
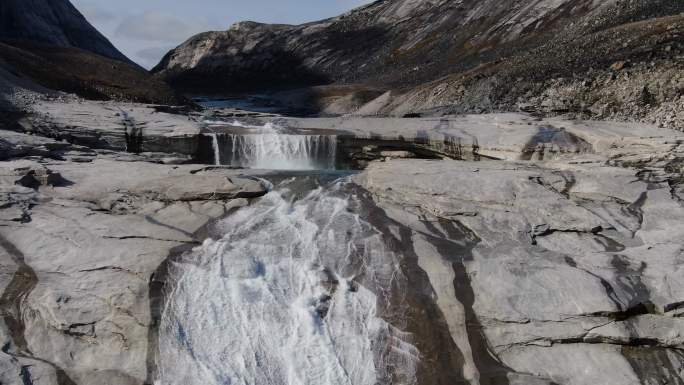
[355,145,684,384]
[263,113,681,165]
[11,99,202,157]
[0,133,269,384]
[1,105,683,384]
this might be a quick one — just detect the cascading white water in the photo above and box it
[156,179,418,385]
[210,133,221,166]
[227,133,337,170]
[205,121,338,170]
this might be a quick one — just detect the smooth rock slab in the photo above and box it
[0,155,267,384]
[357,158,684,384]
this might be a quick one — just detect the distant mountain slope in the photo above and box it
[153,0,629,91]
[152,0,683,128]
[0,39,180,104]
[0,0,130,63]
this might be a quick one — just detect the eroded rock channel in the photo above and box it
[1,101,684,385]
[149,114,683,384]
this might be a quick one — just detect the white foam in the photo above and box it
[156,182,418,385]
[226,133,337,170]
[206,133,221,165]
[204,120,337,170]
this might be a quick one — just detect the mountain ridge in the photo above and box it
[153,0,623,90]
[153,0,683,129]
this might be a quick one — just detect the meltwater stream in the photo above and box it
[156,178,419,385]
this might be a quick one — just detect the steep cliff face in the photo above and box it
[153,0,683,127]
[0,0,129,63]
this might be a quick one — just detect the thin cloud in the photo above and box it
[114,11,215,43]
[73,0,116,24]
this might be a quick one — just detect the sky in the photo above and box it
[72,0,373,69]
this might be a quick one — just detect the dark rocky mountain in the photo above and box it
[154,0,613,90]
[154,0,683,128]
[0,0,129,63]
[0,40,181,104]
[0,0,181,104]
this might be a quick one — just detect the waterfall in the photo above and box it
[156,180,418,385]
[210,133,221,166]
[226,133,337,170]
[205,121,338,170]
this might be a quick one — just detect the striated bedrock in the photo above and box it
[15,99,203,156]
[356,155,684,384]
[0,133,268,384]
[153,0,683,128]
[0,111,683,384]
[12,96,683,165]
[258,112,682,166]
